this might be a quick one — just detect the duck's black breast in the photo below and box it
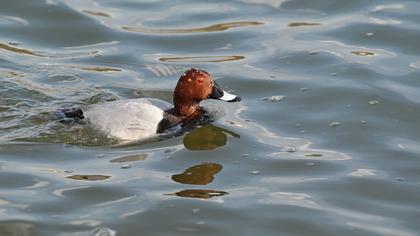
[54,108,84,120]
[157,108,182,133]
[156,107,216,135]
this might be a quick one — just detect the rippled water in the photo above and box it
[1,0,420,235]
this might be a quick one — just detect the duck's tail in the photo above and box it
[53,108,84,120]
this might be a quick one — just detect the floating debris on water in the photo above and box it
[120,164,131,169]
[250,170,260,175]
[282,147,297,153]
[396,177,405,181]
[329,122,342,127]
[262,95,285,102]
[300,87,308,92]
[164,149,173,154]
[8,41,19,46]
[350,169,376,177]
[330,72,337,76]
[369,100,379,105]
[361,120,367,124]
[306,162,316,166]
[366,32,374,37]
[96,154,106,158]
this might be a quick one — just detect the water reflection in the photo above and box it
[0,42,99,58]
[183,124,240,151]
[122,21,263,34]
[66,175,111,181]
[159,55,244,63]
[171,163,222,185]
[0,42,40,56]
[351,51,375,56]
[74,66,122,72]
[82,10,111,18]
[110,154,147,163]
[167,189,228,199]
[288,22,321,27]
[0,222,33,236]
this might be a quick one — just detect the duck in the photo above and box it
[55,68,241,141]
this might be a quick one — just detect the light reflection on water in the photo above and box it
[122,21,264,34]
[1,0,420,235]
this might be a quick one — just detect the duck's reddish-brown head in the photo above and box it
[173,68,241,117]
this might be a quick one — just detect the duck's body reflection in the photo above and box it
[183,124,240,151]
[171,163,222,185]
[169,163,229,199]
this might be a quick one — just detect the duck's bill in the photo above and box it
[209,81,241,102]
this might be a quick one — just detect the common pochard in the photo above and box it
[56,68,241,141]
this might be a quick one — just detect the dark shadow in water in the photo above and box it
[183,124,240,151]
[171,163,222,185]
[166,189,228,199]
[122,21,263,34]
[66,175,110,181]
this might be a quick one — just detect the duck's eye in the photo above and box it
[196,78,204,85]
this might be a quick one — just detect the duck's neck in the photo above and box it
[174,102,200,119]
[173,96,200,119]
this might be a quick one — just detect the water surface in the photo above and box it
[1,0,420,235]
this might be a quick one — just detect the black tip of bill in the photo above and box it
[228,96,241,102]
[209,81,241,103]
